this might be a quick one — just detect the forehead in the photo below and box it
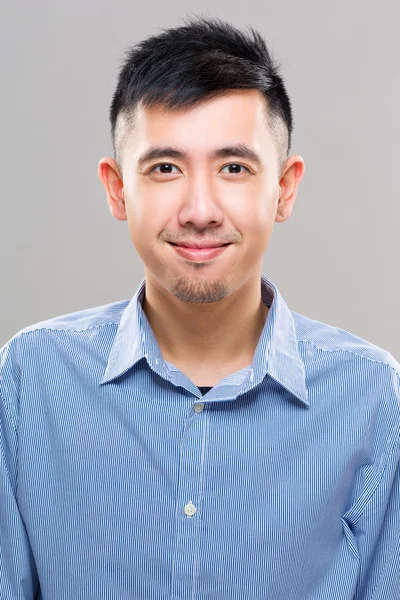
[117,90,276,165]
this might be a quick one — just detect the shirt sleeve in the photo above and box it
[0,339,39,599]
[353,422,400,599]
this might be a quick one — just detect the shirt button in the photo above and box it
[194,403,204,413]
[184,502,197,517]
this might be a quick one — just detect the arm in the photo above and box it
[353,425,400,599]
[0,340,39,599]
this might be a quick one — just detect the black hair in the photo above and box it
[110,14,293,173]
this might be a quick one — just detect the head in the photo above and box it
[98,15,304,305]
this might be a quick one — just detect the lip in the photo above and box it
[169,243,231,261]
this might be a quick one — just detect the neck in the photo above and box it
[141,272,269,369]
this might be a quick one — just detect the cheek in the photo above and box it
[254,201,275,230]
[237,192,275,236]
[124,196,167,262]
[125,187,158,233]
[124,198,149,258]
[240,194,277,258]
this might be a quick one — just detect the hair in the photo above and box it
[110,15,293,174]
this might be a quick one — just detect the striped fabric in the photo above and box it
[1,272,399,600]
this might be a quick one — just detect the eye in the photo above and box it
[220,163,251,175]
[149,163,181,175]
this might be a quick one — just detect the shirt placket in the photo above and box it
[170,399,208,600]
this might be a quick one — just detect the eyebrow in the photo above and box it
[137,144,263,168]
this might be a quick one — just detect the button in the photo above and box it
[194,403,204,413]
[184,502,197,517]
[155,359,159,365]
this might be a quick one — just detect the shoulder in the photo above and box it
[291,310,400,452]
[0,298,130,365]
[291,310,400,376]
[17,299,130,335]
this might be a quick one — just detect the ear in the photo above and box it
[275,155,305,223]
[97,157,127,221]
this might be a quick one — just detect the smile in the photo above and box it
[169,243,231,261]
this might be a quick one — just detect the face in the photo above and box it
[98,89,304,305]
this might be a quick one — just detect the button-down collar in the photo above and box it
[100,273,308,406]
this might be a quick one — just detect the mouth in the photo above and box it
[168,242,231,261]
[168,243,230,248]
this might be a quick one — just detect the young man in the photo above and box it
[1,15,399,600]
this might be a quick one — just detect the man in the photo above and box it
[1,15,399,600]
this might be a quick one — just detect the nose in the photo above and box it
[177,172,224,229]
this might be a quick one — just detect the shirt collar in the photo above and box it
[100,273,308,406]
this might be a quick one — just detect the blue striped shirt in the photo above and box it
[1,273,399,599]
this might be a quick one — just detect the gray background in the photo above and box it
[1,0,399,359]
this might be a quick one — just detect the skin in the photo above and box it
[98,89,305,386]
